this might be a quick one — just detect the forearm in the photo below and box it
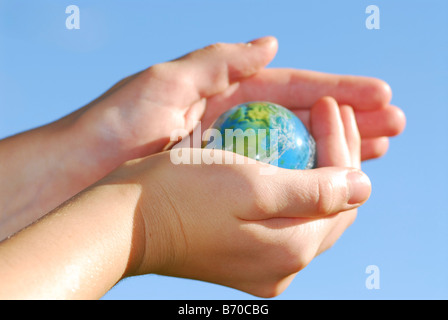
[0,113,123,240]
[0,180,144,300]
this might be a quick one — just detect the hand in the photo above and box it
[0,36,405,241]
[0,95,370,299]
[73,36,405,171]
[108,96,368,297]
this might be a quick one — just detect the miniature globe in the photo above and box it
[203,101,316,170]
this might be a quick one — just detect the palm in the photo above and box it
[162,68,404,161]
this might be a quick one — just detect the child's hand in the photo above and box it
[0,93,371,299]
[73,37,405,171]
[104,96,368,297]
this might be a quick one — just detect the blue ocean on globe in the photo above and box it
[203,102,316,170]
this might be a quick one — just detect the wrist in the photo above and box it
[57,102,145,196]
[91,179,147,280]
[102,155,176,278]
[66,71,173,168]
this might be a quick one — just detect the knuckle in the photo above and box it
[247,182,277,218]
[250,274,298,298]
[261,230,314,276]
[246,240,317,298]
[202,42,229,53]
[202,41,249,54]
[146,62,193,89]
[316,176,336,215]
[248,195,269,218]
[145,62,169,79]
[315,174,346,216]
[252,282,286,298]
[276,239,313,275]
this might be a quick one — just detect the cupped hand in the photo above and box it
[106,95,369,298]
[74,36,405,171]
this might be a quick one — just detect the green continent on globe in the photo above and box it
[203,101,316,170]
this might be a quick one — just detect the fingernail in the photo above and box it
[247,36,277,46]
[346,170,371,205]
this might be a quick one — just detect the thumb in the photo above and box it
[257,167,372,219]
[147,36,278,104]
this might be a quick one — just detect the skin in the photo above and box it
[0,97,370,299]
[0,36,405,299]
[0,37,406,239]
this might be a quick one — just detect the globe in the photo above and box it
[203,101,316,170]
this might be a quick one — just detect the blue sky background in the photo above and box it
[0,0,447,299]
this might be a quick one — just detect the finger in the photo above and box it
[339,105,361,168]
[248,97,371,219]
[291,105,406,139]
[319,105,361,253]
[310,96,351,167]
[288,110,391,161]
[252,166,371,219]
[361,137,390,160]
[175,150,370,219]
[238,68,392,111]
[354,105,406,138]
[146,36,278,107]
